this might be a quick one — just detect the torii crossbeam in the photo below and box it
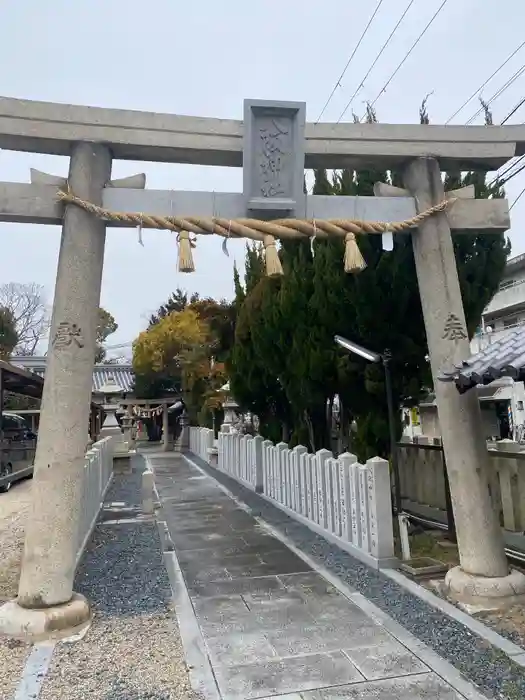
[0,96,523,640]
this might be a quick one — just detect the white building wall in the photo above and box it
[415,256,525,441]
[471,254,525,355]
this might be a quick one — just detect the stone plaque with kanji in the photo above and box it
[243,99,306,217]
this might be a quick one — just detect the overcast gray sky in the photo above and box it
[1,0,524,355]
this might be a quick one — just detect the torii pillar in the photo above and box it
[0,143,112,638]
[402,157,525,609]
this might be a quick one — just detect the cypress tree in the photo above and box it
[330,100,509,458]
[229,244,292,442]
[229,102,510,460]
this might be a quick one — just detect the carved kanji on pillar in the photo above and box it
[52,321,85,349]
[442,313,467,341]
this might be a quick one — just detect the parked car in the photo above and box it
[0,412,37,493]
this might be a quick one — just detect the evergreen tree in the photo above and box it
[449,101,510,337]
[228,245,292,442]
[0,306,18,359]
[229,280,292,443]
[148,288,199,327]
[275,239,336,449]
[228,103,510,460]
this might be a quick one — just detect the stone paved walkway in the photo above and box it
[149,452,485,700]
[3,455,201,700]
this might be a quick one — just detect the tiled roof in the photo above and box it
[421,378,514,403]
[91,366,134,393]
[11,359,135,393]
[439,326,525,393]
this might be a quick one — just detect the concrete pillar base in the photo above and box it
[443,566,525,613]
[0,593,91,642]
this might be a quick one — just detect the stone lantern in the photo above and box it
[99,377,124,435]
[218,381,240,434]
[98,377,132,470]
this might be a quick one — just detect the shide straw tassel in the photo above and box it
[344,232,366,273]
[177,230,195,273]
[263,235,284,277]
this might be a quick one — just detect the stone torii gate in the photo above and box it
[0,95,524,638]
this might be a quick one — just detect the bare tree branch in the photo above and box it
[0,283,50,356]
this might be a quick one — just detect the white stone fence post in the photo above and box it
[75,434,116,568]
[189,426,215,463]
[215,431,264,492]
[258,444,394,568]
[188,428,394,567]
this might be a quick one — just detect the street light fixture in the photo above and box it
[334,335,402,517]
[334,335,381,364]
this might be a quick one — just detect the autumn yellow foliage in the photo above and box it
[133,308,210,377]
[132,307,229,422]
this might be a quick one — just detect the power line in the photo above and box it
[446,40,525,124]
[498,158,525,189]
[466,64,525,124]
[316,0,384,123]
[501,95,525,124]
[486,105,525,207]
[490,158,525,189]
[364,0,449,115]
[103,341,133,350]
[488,155,525,188]
[486,113,525,189]
[465,62,525,124]
[510,184,525,211]
[494,156,525,219]
[337,0,416,123]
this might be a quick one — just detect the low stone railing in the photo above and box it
[188,428,395,569]
[75,435,116,568]
[398,435,525,551]
[218,432,263,491]
[189,426,215,463]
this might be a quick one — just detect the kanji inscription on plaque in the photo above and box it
[243,99,306,216]
[442,313,467,341]
[53,321,84,349]
[258,118,289,199]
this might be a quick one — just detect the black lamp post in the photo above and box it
[334,335,402,516]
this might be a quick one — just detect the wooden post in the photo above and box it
[403,157,508,579]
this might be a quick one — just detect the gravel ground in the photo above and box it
[39,457,203,700]
[0,478,32,603]
[415,536,525,655]
[0,479,32,700]
[189,453,525,700]
[475,606,525,652]
[420,582,525,656]
[0,638,30,700]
